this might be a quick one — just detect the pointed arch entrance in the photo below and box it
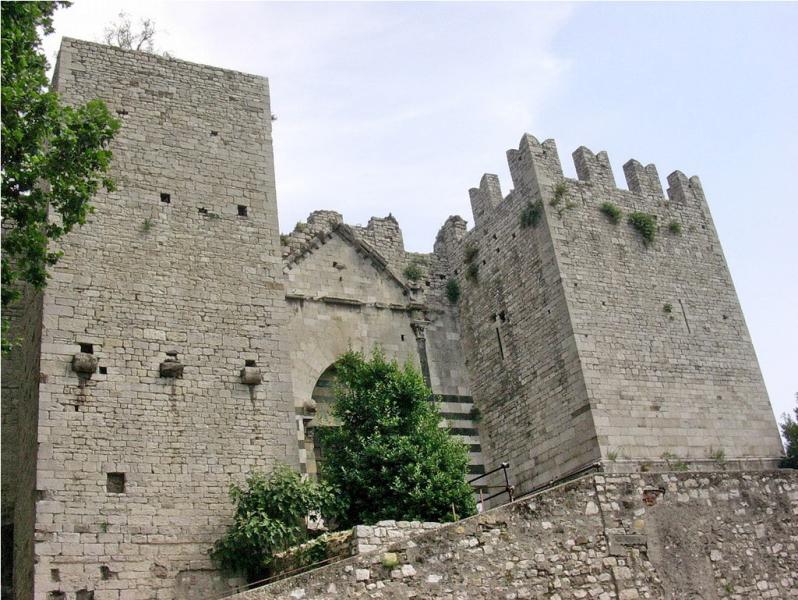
[302,364,340,480]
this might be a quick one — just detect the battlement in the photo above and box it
[467,134,711,228]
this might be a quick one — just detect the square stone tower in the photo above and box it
[434,134,784,496]
[2,38,296,599]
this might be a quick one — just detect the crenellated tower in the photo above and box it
[435,133,784,496]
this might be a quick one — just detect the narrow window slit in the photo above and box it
[496,328,505,360]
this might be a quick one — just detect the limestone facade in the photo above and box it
[0,38,785,599]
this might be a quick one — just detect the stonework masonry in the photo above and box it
[0,38,786,599]
[230,470,798,600]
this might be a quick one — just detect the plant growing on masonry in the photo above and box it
[606,449,620,462]
[464,244,479,264]
[469,406,482,424]
[1,2,120,354]
[627,212,657,245]
[663,303,673,314]
[465,262,479,284]
[318,349,476,528]
[445,279,461,304]
[553,182,568,203]
[403,261,423,282]
[779,394,798,469]
[140,218,153,233]
[211,464,343,582]
[600,202,622,224]
[520,200,543,229]
[668,221,682,235]
[708,447,726,463]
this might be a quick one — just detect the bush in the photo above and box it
[403,261,423,282]
[211,465,342,582]
[628,211,657,245]
[780,396,798,469]
[464,244,479,263]
[445,278,460,304]
[319,350,476,527]
[668,221,682,235]
[520,200,543,229]
[600,202,622,224]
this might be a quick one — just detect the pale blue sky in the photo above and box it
[44,1,797,426]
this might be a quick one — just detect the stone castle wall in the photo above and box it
[22,38,296,600]
[229,469,798,600]
[437,134,783,496]
[1,280,44,599]
[1,37,788,600]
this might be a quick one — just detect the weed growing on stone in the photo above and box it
[466,262,479,284]
[606,449,620,462]
[464,244,479,264]
[628,211,656,245]
[445,279,461,304]
[469,406,482,423]
[403,261,423,282]
[140,218,153,232]
[553,181,567,202]
[520,200,543,229]
[709,447,726,462]
[668,221,682,235]
[663,303,673,314]
[600,202,622,224]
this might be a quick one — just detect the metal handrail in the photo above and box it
[468,461,514,504]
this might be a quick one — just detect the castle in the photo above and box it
[1,38,785,600]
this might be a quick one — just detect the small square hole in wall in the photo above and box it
[245,359,256,367]
[106,473,125,493]
[50,569,60,582]
[99,367,108,375]
[160,193,171,204]
[237,205,248,217]
[210,130,219,136]
[198,207,208,215]
[79,343,94,354]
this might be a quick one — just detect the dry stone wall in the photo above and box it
[24,38,295,600]
[228,469,798,600]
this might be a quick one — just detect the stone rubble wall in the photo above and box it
[352,521,442,555]
[227,469,798,600]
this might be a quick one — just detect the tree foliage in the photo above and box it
[319,350,476,527]
[780,394,798,469]
[211,465,342,582]
[1,1,119,351]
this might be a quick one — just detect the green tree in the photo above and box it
[319,349,476,527]
[780,394,798,469]
[211,465,342,582]
[1,1,120,352]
